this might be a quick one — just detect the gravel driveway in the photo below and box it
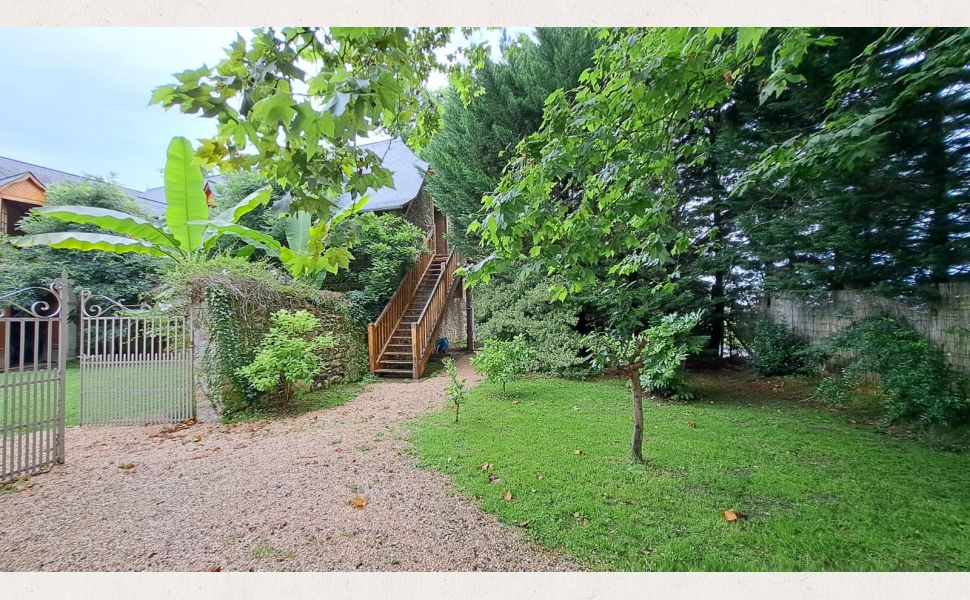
[0,356,578,571]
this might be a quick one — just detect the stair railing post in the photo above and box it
[367,323,377,374]
[410,323,420,379]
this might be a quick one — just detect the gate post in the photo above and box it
[54,271,72,465]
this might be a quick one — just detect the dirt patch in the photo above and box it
[0,356,578,572]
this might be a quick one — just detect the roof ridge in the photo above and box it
[0,154,143,194]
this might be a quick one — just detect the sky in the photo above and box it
[0,27,517,192]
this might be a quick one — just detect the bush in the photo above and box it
[637,311,708,401]
[324,213,426,321]
[237,309,335,403]
[471,335,531,393]
[815,316,969,426]
[749,318,821,376]
[474,271,591,377]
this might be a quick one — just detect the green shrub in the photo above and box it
[324,213,426,321]
[749,317,821,376]
[816,316,969,426]
[637,311,708,401]
[237,309,335,403]
[471,335,531,393]
[474,271,591,377]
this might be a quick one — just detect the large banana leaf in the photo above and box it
[284,211,312,253]
[12,232,173,257]
[191,220,283,256]
[29,205,177,248]
[164,136,209,253]
[212,186,272,223]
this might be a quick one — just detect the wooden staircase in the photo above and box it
[367,224,460,379]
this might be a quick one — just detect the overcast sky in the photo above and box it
[0,27,514,192]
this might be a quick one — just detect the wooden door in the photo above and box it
[434,208,448,255]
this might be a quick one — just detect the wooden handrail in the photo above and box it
[409,251,459,378]
[367,224,436,373]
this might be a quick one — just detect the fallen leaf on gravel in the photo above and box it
[351,496,368,509]
[479,462,493,472]
[192,435,203,443]
[502,491,513,502]
[118,463,135,470]
[573,450,583,456]
[687,421,697,428]
[208,566,221,572]
[190,452,207,460]
[232,443,247,450]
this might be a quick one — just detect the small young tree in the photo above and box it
[470,335,530,394]
[237,309,334,404]
[443,357,469,423]
[586,311,705,463]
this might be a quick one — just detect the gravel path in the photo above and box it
[0,356,578,571]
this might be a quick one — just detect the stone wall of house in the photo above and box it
[403,184,434,231]
[438,285,472,350]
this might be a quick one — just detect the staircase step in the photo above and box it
[374,368,413,378]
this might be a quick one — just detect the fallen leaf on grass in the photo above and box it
[687,421,697,428]
[573,450,583,456]
[351,496,368,509]
[479,462,493,472]
[535,473,544,481]
[488,474,502,485]
[721,509,748,522]
[502,491,513,502]
[118,463,135,470]
[573,512,590,526]
[517,520,530,528]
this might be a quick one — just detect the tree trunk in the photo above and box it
[707,270,725,355]
[629,370,645,463]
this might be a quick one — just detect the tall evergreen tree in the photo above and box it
[423,28,599,256]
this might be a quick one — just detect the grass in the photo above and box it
[411,370,970,571]
[3,362,186,427]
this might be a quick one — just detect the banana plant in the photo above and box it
[12,136,274,262]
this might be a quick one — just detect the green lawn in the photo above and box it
[4,362,187,427]
[411,372,970,571]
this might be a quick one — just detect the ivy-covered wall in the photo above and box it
[169,261,367,419]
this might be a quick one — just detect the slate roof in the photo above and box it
[0,155,165,216]
[0,137,427,219]
[335,138,428,213]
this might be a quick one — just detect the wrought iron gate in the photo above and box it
[79,291,195,425]
[1,275,69,481]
